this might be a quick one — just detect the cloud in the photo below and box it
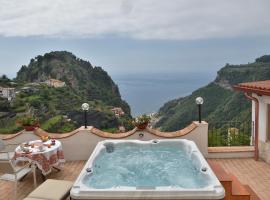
[0,0,269,40]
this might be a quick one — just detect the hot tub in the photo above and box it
[71,139,224,199]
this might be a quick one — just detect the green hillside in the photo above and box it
[0,51,132,133]
[16,51,130,112]
[155,55,270,131]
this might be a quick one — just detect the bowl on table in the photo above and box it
[20,144,31,153]
[38,145,45,152]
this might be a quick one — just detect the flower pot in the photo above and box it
[23,125,37,131]
[136,122,148,130]
[23,123,39,131]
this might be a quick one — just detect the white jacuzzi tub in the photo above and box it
[71,139,224,199]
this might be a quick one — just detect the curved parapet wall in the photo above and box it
[0,121,208,160]
[91,127,138,138]
[0,130,25,140]
[0,127,85,140]
[1,122,197,140]
[90,122,197,138]
[34,128,81,139]
[145,123,198,138]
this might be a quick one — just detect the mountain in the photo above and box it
[1,51,132,133]
[16,51,130,113]
[155,55,270,131]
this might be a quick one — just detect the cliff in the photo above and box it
[155,55,270,131]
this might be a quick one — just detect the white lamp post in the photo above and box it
[195,97,204,123]
[82,103,89,128]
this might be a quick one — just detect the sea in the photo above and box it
[112,71,215,117]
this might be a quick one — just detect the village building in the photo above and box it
[118,126,126,132]
[45,79,66,88]
[111,107,125,117]
[20,86,39,94]
[0,87,15,101]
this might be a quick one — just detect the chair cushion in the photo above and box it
[0,152,14,160]
[28,179,73,200]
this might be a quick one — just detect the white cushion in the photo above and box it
[28,179,73,200]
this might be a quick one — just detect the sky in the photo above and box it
[0,0,270,78]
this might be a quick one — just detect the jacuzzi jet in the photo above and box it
[201,167,207,172]
[152,140,159,144]
[86,168,93,174]
[104,143,114,153]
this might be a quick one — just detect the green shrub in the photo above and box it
[41,115,76,133]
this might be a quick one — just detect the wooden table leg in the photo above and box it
[31,164,37,188]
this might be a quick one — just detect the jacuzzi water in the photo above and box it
[71,139,225,200]
[83,142,209,189]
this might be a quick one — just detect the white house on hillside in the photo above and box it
[45,79,66,88]
[0,87,15,101]
[111,107,125,117]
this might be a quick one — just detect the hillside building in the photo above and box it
[111,107,125,117]
[45,79,66,88]
[0,87,15,101]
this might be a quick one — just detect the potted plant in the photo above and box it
[17,116,39,131]
[131,114,151,130]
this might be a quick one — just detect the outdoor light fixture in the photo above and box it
[195,97,204,123]
[82,103,90,129]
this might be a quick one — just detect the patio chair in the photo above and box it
[0,139,34,199]
[0,138,16,160]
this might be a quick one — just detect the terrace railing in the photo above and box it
[208,121,253,147]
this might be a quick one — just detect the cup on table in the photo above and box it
[20,144,24,150]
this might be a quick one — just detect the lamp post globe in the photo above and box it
[82,103,89,128]
[196,97,204,105]
[195,97,203,123]
[82,103,90,111]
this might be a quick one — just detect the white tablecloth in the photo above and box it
[13,140,65,175]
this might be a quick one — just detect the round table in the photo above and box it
[13,140,65,176]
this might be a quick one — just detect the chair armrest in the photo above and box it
[0,151,14,160]
[0,151,9,159]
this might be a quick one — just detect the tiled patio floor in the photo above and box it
[0,159,270,200]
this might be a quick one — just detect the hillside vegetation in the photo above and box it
[155,55,270,131]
